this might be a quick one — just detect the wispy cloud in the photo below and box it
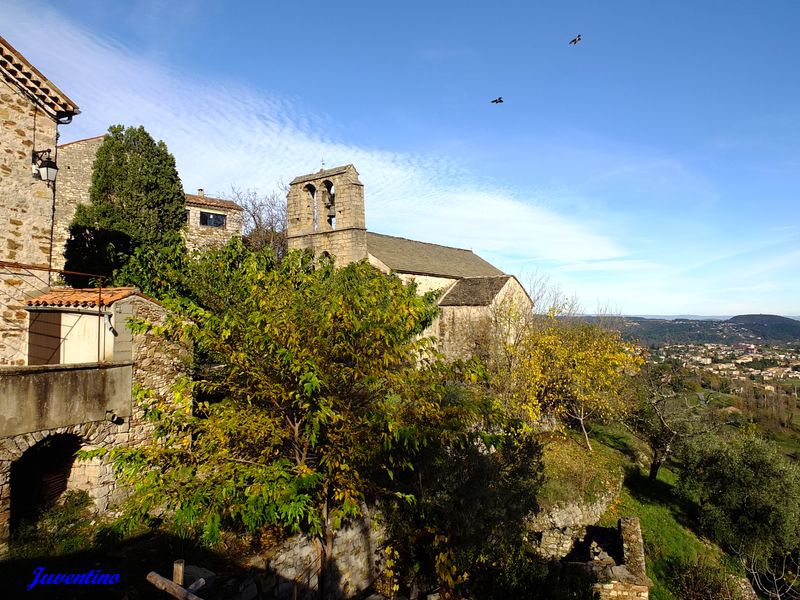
[2,0,630,271]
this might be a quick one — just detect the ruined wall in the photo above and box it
[127,297,188,446]
[0,78,60,365]
[52,136,103,272]
[526,491,617,559]
[247,510,385,600]
[590,518,652,600]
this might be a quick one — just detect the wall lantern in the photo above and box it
[32,149,58,184]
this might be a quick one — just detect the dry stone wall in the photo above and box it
[237,510,385,600]
[526,491,618,559]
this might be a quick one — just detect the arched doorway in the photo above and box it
[10,434,81,532]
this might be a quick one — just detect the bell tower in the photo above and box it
[286,164,367,265]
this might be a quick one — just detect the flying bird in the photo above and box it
[491,97,504,104]
[569,34,581,45]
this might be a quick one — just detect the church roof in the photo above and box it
[439,276,512,307]
[366,232,505,279]
[0,35,80,120]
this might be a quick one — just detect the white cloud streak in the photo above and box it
[2,1,629,271]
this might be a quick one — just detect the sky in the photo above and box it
[2,0,799,316]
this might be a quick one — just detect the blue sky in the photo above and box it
[3,0,799,316]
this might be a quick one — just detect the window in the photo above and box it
[200,211,226,227]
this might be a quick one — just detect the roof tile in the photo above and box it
[367,232,505,279]
[26,288,152,309]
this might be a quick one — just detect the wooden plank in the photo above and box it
[146,571,204,600]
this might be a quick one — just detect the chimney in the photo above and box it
[197,188,205,197]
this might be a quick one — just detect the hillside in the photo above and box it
[593,314,800,346]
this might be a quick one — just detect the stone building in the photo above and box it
[0,285,185,553]
[0,34,80,365]
[56,136,244,256]
[0,36,185,554]
[184,188,244,252]
[287,164,532,358]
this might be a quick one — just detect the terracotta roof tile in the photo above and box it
[26,288,151,309]
[185,194,243,211]
[0,35,80,119]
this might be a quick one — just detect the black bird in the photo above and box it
[569,34,581,45]
[491,97,504,104]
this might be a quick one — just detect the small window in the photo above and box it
[184,209,190,223]
[200,211,226,227]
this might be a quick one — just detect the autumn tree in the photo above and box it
[64,124,185,284]
[502,316,642,450]
[97,242,503,593]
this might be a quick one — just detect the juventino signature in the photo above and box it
[26,566,121,590]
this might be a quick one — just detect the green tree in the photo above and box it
[97,245,472,592]
[64,124,185,284]
[628,361,735,481]
[678,433,800,597]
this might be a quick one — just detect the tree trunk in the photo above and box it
[579,418,593,452]
[648,454,664,481]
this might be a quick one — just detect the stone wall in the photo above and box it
[52,136,103,272]
[185,204,244,252]
[0,296,185,554]
[0,416,130,553]
[128,297,188,446]
[288,228,368,267]
[0,77,61,365]
[526,490,617,559]
[287,166,368,268]
[590,518,652,600]
[239,511,385,600]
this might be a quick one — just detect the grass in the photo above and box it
[587,426,743,600]
[536,431,628,510]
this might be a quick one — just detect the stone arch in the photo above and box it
[322,180,336,229]
[9,433,82,532]
[0,420,122,552]
[304,183,318,231]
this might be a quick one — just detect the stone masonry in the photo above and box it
[56,138,243,256]
[0,292,186,553]
[287,165,368,267]
[0,36,78,364]
[185,189,244,252]
[51,135,104,272]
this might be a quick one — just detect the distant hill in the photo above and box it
[587,314,800,347]
[726,314,800,342]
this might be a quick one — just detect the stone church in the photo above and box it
[287,164,532,358]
